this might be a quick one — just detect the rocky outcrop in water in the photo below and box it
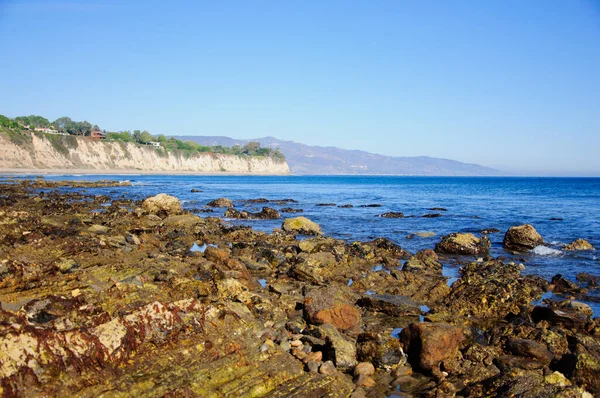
[503,224,544,251]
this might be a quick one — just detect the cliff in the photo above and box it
[0,132,290,174]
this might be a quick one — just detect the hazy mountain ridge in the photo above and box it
[177,136,501,176]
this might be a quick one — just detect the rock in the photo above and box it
[435,233,491,255]
[398,322,465,374]
[507,338,553,365]
[319,360,337,375]
[564,239,595,251]
[204,246,230,264]
[354,374,376,387]
[306,361,320,373]
[88,224,110,234]
[415,231,436,238]
[304,286,361,330]
[357,332,406,368]
[142,193,183,216]
[57,259,78,273]
[422,213,443,218]
[354,362,375,376]
[402,249,442,275]
[531,305,588,329]
[503,224,543,251]
[567,301,593,317]
[282,217,322,235]
[338,204,353,208]
[356,294,420,317]
[481,228,500,234]
[550,274,586,295]
[359,204,382,208]
[190,188,202,193]
[317,323,358,370]
[316,203,336,207]
[206,197,234,208]
[302,351,323,363]
[291,251,338,283]
[392,365,412,377]
[429,207,447,211]
[225,207,280,220]
[378,212,404,218]
[125,234,141,245]
[280,207,303,213]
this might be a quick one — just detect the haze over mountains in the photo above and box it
[177,136,501,176]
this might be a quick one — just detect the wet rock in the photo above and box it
[304,286,361,330]
[190,188,202,193]
[224,207,280,220]
[359,204,382,208]
[564,239,595,251]
[291,251,337,283]
[142,193,183,216]
[503,224,543,251]
[402,249,442,275]
[356,332,405,368]
[306,361,320,373]
[415,231,436,238]
[282,217,322,235]
[378,212,404,218]
[356,294,420,317]
[316,203,336,207]
[338,204,353,208]
[550,274,587,295]
[56,258,78,273]
[435,233,491,255]
[507,338,553,365]
[206,197,234,208]
[317,323,358,370]
[280,207,303,213]
[398,322,465,375]
[429,207,447,211]
[576,273,600,288]
[354,374,376,387]
[494,355,545,371]
[422,213,442,218]
[481,228,500,234]
[531,305,588,329]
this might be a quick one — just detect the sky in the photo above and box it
[1,0,599,176]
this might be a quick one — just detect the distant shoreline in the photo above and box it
[0,168,290,176]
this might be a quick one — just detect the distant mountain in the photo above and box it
[176,136,501,176]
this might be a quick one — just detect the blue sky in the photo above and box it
[1,1,599,175]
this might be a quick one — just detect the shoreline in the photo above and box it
[0,168,290,176]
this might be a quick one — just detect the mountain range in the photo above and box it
[177,136,501,176]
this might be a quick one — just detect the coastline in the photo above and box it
[0,168,290,176]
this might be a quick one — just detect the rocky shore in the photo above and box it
[0,179,598,397]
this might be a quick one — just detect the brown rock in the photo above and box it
[319,361,337,375]
[142,193,182,216]
[206,197,234,208]
[354,374,376,388]
[503,224,543,251]
[282,217,322,235]
[402,249,442,275]
[398,322,465,374]
[435,233,491,255]
[507,338,553,365]
[354,362,375,376]
[204,246,230,264]
[564,238,595,251]
[304,286,361,330]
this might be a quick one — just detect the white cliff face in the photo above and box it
[0,133,290,174]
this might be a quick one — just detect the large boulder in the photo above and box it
[304,286,361,331]
[282,217,322,235]
[503,224,543,251]
[398,322,465,375]
[564,239,595,251]
[207,198,234,208]
[435,233,491,255]
[142,194,182,216]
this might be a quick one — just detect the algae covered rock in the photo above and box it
[206,197,234,208]
[224,207,280,219]
[402,249,442,275]
[316,323,358,370]
[564,238,595,251]
[503,224,543,251]
[435,232,491,255]
[142,193,182,216]
[282,216,322,235]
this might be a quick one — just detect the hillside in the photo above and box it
[176,136,501,176]
[0,131,289,174]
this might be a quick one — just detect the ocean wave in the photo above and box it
[532,245,563,256]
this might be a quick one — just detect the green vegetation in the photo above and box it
[0,113,286,161]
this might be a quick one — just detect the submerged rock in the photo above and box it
[503,224,543,251]
[378,212,404,218]
[564,239,595,251]
[142,193,183,216]
[435,233,491,255]
[282,216,323,235]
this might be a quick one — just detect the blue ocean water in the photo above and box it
[26,175,600,314]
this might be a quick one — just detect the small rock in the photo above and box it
[126,234,141,245]
[190,188,202,193]
[354,374,376,387]
[392,365,412,378]
[319,361,337,375]
[57,259,78,273]
[142,193,182,216]
[564,238,595,251]
[306,361,320,373]
[354,362,375,376]
[282,217,322,235]
[435,233,491,255]
[88,224,110,234]
[378,212,404,218]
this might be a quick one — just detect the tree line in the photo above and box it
[0,114,285,160]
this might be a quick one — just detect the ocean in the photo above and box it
[28,174,600,315]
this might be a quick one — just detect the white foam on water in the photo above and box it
[532,245,563,256]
